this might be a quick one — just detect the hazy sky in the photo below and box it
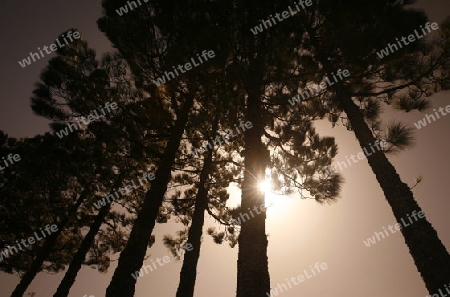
[0,1,449,296]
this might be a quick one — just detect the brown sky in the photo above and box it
[0,0,449,296]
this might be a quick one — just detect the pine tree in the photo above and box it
[288,0,450,292]
[98,1,343,296]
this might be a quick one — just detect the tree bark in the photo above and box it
[176,119,217,297]
[236,86,270,297]
[338,86,450,294]
[52,203,110,297]
[105,94,196,297]
[307,26,450,293]
[10,191,87,297]
[53,174,126,297]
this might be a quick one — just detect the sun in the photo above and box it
[257,178,292,216]
[258,179,272,193]
[225,179,291,217]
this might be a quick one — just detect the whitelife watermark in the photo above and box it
[326,140,388,175]
[250,0,314,35]
[266,262,328,296]
[376,22,439,59]
[131,243,193,280]
[414,104,450,130]
[363,210,425,247]
[229,200,276,226]
[55,102,118,139]
[152,50,216,86]
[288,69,350,105]
[18,30,81,68]
[115,0,148,16]
[93,172,155,209]
[191,120,253,158]
[0,153,21,172]
[0,224,59,262]
[426,282,450,297]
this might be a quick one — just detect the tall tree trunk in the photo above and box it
[307,27,450,293]
[105,94,196,297]
[53,174,125,297]
[338,86,450,294]
[52,203,112,297]
[10,191,87,297]
[176,119,217,297]
[236,86,270,297]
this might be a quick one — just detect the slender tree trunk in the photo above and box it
[105,94,196,297]
[176,119,217,297]
[53,204,110,297]
[53,174,126,297]
[10,192,87,297]
[338,86,450,294]
[10,233,60,297]
[236,86,270,297]
[307,26,450,292]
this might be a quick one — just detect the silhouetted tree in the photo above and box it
[288,0,450,292]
